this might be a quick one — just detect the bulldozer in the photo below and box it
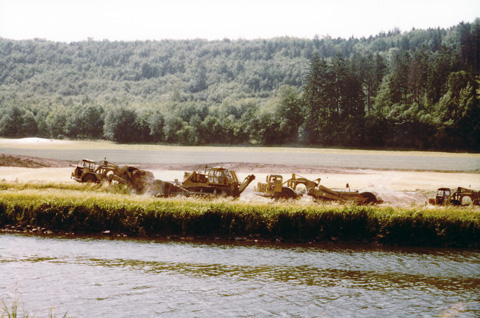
[428,187,480,206]
[71,158,155,193]
[155,167,255,198]
[255,174,379,204]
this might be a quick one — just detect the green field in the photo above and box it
[1,182,479,248]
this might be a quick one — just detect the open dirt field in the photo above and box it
[2,138,479,171]
[1,153,479,207]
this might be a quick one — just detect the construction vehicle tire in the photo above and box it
[274,187,297,200]
[360,192,377,204]
[82,174,98,183]
[450,200,461,206]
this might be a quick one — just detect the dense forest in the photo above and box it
[0,20,479,151]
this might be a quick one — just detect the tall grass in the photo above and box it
[1,293,69,318]
[0,181,129,194]
[0,182,479,247]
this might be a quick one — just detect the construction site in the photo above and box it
[1,146,479,207]
[1,152,479,248]
[67,157,480,207]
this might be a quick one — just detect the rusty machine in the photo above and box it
[155,167,255,198]
[255,174,379,204]
[428,187,480,206]
[71,158,155,193]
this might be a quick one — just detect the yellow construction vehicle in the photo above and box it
[254,174,300,200]
[155,167,255,198]
[307,182,378,204]
[71,158,155,193]
[428,187,480,206]
[71,159,102,183]
[255,174,379,204]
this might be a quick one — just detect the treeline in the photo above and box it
[0,20,479,150]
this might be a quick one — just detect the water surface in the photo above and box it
[1,234,479,317]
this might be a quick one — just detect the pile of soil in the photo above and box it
[0,153,72,168]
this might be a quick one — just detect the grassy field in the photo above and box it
[1,182,478,248]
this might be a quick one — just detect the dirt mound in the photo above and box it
[0,153,72,168]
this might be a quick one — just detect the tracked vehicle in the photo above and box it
[155,167,255,198]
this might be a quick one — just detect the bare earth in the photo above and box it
[0,153,73,168]
[1,154,479,207]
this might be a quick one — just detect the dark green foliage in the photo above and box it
[0,106,24,137]
[0,20,479,150]
[64,104,104,139]
[103,107,139,143]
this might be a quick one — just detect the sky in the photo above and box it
[0,0,478,42]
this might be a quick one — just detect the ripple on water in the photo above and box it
[1,234,479,317]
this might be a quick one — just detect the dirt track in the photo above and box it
[1,153,479,207]
[0,153,73,168]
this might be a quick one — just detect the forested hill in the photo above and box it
[1,20,479,151]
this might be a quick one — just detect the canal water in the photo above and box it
[1,234,479,317]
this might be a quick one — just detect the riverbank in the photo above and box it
[1,183,478,248]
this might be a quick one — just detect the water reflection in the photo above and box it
[3,254,479,292]
[1,234,480,317]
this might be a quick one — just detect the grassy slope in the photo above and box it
[1,182,478,248]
